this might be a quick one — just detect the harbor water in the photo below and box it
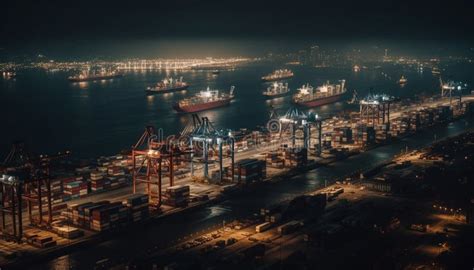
[2,61,471,158]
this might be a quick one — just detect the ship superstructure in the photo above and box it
[261,69,294,82]
[293,80,346,107]
[262,82,290,98]
[173,86,235,113]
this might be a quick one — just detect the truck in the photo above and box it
[256,222,271,233]
[277,220,302,235]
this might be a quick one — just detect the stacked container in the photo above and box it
[163,185,190,207]
[123,194,149,222]
[63,178,88,200]
[283,148,307,168]
[90,202,129,232]
[233,159,266,183]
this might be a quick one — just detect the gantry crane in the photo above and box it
[0,141,70,242]
[359,94,396,126]
[188,115,235,182]
[131,126,190,207]
[278,107,323,155]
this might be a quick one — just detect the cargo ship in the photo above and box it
[292,80,346,107]
[173,86,235,113]
[261,69,294,82]
[262,82,290,99]
[146,77,189,94]
[68,69,123,82]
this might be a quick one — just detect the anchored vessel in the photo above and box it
[68,69,123,82]
[263,82,290,99]
[261,69,294,82]
[399,76,407,85]
[146,77,189,94]
[293,80,346,107]
[173,86,235,113]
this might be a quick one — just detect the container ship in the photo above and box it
[262,82,290,99]
[173,86,235,113]
[68,70,123,82]
[292,80,346,107]
[146,77,189,94]
[261,69,294,82]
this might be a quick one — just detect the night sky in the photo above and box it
[2,0,474,56]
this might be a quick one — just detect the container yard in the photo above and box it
[0,91,473,269]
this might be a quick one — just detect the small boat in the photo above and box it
[399,76,407,85]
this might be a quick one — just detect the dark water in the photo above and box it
[1,61,466,159]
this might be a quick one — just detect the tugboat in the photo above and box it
[146,77,189,94]
[292,80,346,107]
[173,86,235,113]
[262,82,290,99]
[261,69,294,82]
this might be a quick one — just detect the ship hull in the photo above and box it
[173,98,232,113]
[261,75,293,82]
[145,85,189,94]
[263,91,290,99]
[293,93,345,107]
[68,74,123,82]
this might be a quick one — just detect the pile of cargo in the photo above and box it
[53,226,84,239]
[352,124,375,146]
[283,148,307,167]
[233,159,266,183]
[90,202,130,232]
[124,194,149,222]
[375,123,391,143]
[24,229,57,248]
[265,152,284,168]
[90,170,129,193]
[389,117,410,137]
[322,134,332,148]
[50,177,65,204]
[63,177,88,201]
[163,185,190,207]
[331,127,352,147]
[69,201,105,228]
[97,154,131,169]
[90,170,106,192]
